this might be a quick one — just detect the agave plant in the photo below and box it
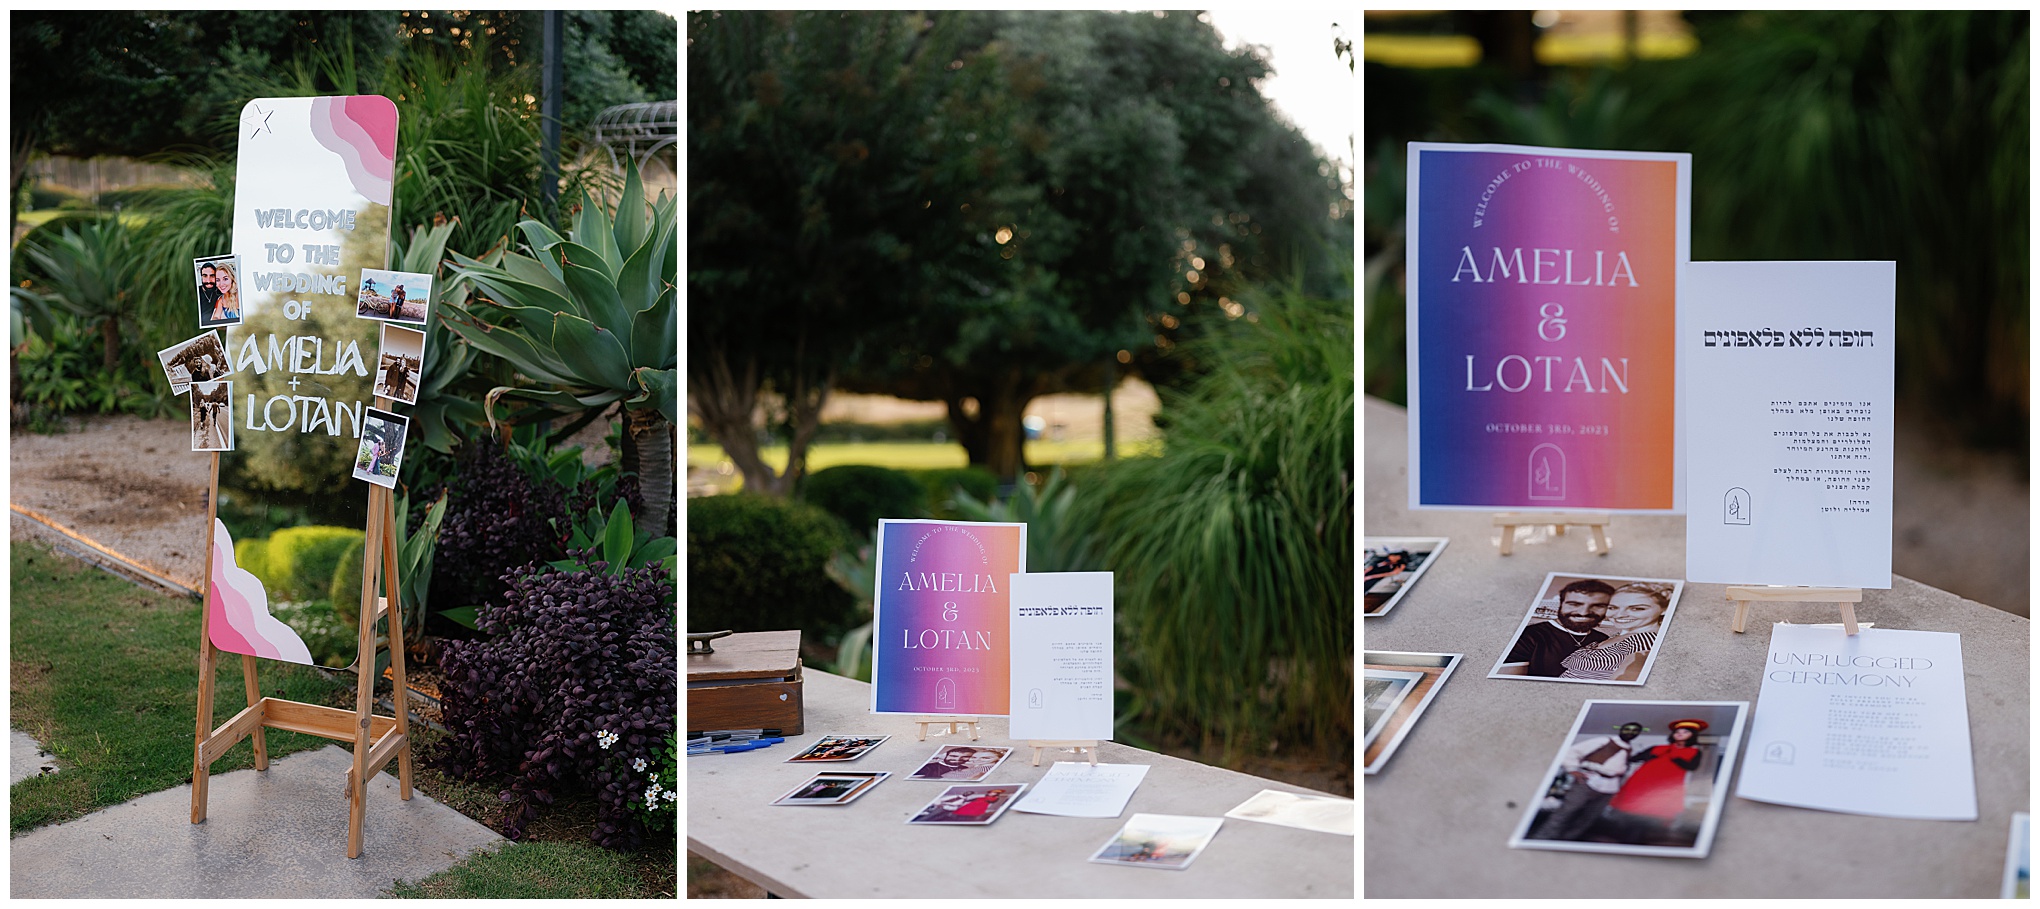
[444,160,677,536]
[16,218,141,370]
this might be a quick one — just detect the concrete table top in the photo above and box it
[688,669,1353,898]
[1363,396,2029,897]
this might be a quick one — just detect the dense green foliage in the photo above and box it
[1075,291,1353,760]
[685,494,855,637]
[904,466,1000,518]
[801,465,928,537]
[1364,10,2028,449]
[256,525,365,604]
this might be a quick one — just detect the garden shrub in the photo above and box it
[801,464,926,536]
[234,538,271,582]
[327,537,367,624]
[424,442,568,614]
[437,552,676,850]
[687,493,854,637]
[263,526,365,603]
[904,466,999,518]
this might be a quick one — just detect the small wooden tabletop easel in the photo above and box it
[912,717,982,742]
[1725,585,1865,635]
[192,410,415,858]
[1492,512,1612,556]
[1024,740,1099,766]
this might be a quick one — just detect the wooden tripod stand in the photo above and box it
[191,434,416,858]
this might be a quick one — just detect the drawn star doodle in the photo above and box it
[243,103,275,139]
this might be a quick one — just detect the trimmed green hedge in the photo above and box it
[801,465,926,537]
[255,526,364,603]
[903,466,999,519]
[687,494,854,638]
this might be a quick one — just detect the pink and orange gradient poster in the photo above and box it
[871,520,1027,716]
[1405,143,1689,512]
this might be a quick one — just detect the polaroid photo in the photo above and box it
[1489,572,1684,685]
[1224,790,1353,836]
[785,735,891,763]
[772,771,890,807]
[157,330,232,396]
[356,267,432,325]
[1364,536,1448,617]
[1509,699,1750,859]
[908,744,1013,782]
[351,407,410,489]
[189,381,233,452]
[906,783,1026,825]
[2004,811,2030,899]
[1363,651,1462,775]
[194,254,243,328]
[1088,814,1224,870]
[374,323,426,404]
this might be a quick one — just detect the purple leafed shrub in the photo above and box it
[425,442,569,613]
[436,551,677,849]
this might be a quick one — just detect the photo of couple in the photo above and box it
[1511,700,1749,859]
[194,255,243,327]
[1489,573,1684,685]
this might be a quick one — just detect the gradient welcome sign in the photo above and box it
[212,95,397,665]
[1406,143,1689,512]
[871,520,1026,716]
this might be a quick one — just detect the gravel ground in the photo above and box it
[11,415,212,589]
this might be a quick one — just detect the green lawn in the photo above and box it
[389,842,657,898]
[687,438,1161,477]
[10,540,344,832]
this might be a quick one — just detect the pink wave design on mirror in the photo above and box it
[308,95,397,206]
[208,519,315,665]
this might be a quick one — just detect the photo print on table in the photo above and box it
[908,744,1013,782]
[1509,699,1749,859]
[1364,537,1449,617]
[351,407,409,488]
[194,254,244,328]
[785,735,891,763]
[1489,572,1684,685]
[1363,651,1462,774]
[355,267,431,325]
[772,771,891,807]
[906,783,1026,825]
[189,381,233,451]
[1088,814,1225,870]
[157,330,233,396]
[373,323,426,404]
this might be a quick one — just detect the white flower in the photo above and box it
[596,730,618,750]
[663,790,677,802]
[632,757,647,772]
[649,772,658,783]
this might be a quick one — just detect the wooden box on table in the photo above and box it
[686,630,804,735]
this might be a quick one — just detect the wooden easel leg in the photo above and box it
[1731,599,1751,634]
[192,639,216,823]
[192,452,222,824]
[1498,524,1516,556]
[1839,602,1859,636]
[1590,524,1609,555]
[348,487,387,859]
[242,653,267,771]
[381,494,413,800]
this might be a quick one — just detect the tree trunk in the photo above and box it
[687,347,783,496]
[942,368,1033,484]
[773,367,832,498]
[99,317,119,371]
[624,406,676,538]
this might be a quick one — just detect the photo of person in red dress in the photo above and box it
[1607,718,1708,843]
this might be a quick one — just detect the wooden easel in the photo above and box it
[913,717,982,742]
[1492,512,1611,556]
[1725,585,1865,635]
[1024,740,1099,767]
[191,406,415,858]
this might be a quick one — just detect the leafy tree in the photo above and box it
[687,10,1021,495]
[840,11,1351,480]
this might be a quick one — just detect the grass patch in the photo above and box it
[388,841,654,898]
[10,541,346,832]
[686,438,1161,479]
